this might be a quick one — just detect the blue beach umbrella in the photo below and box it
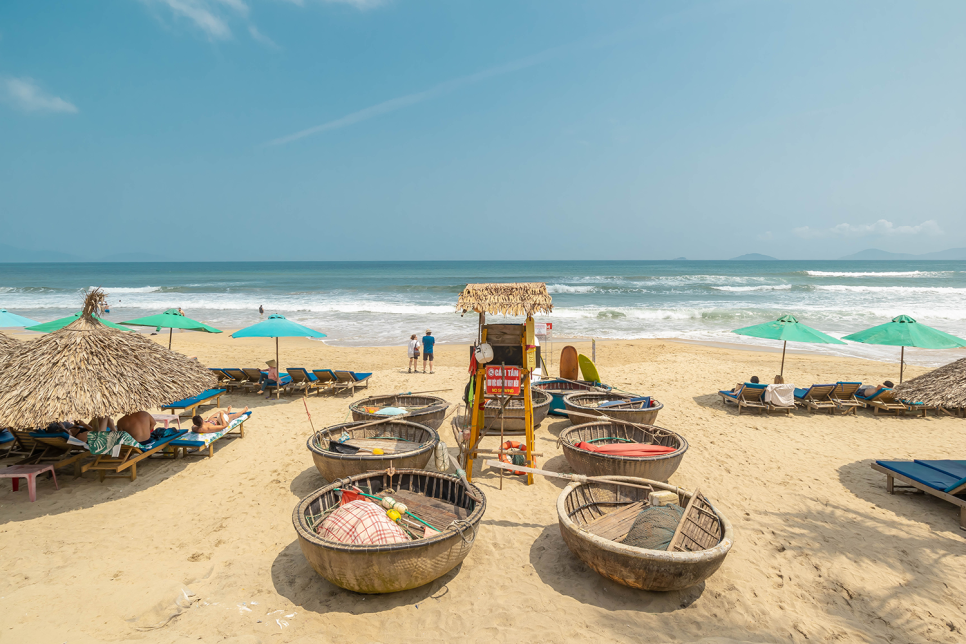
[0,309,39,328]
[231,314,326,396]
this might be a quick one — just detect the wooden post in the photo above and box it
[169,327,173,350]
[276,337,280,399]
[466,325,488,482]
[592,338,596,363]
[900,346,905,383]
[524,316,535,485]
[780,340,786,377]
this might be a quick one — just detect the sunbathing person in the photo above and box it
[731,375,760,393]
[857,380,894,397]
[191,406,250,434]
[69,417,116,442]
[116,411,157,444]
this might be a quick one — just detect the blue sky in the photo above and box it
[1,0,963,260]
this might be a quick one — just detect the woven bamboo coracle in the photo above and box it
[563,392,664,426]
[307,419,439,481]
[0,289,215,429]
[559,420,687,482]
[349,394,449,430]
[482,388,552,433]
[557,477,733,591]
[293,469,486,594]
[894,357,966,409]
[455,283,553,317]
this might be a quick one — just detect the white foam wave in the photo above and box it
[95,285,163,294]
[813,285,966,295]
[712,285,792,292]
[805,271,951,278]
[546,284,597,294]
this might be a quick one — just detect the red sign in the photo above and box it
[485,365,521,395]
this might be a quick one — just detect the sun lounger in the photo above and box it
[209,367,230,384]
[312,369,338,391]
[857,388,910,416]
[286,368,323,395]
[171,411,251,458]
[0,429,13,457]
[763,384,796,415]
[83,429,187,482]
[221,368,257,392]
[718,383,769,415]
[332,370,373,395]
[872,459,966,529]
[26,431,92,475]
[162,388,226,417]
[828,381,863,415]
[793,384,837,414]
[7,429,45,460]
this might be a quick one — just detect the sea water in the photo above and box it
[1,260,964,366]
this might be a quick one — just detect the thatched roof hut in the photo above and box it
[456,283,553,317]
[0,332,17,358]
[894,357,966,408]
[0,290,216,429]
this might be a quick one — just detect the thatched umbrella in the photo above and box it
[0,289,216,429]
[456,283,553,317]
[894,357,966,408]
[0,331,18,358]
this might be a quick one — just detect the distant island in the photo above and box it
[840,248,966,260]
[730,253,777,261]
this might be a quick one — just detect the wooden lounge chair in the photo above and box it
[763,385,796,415]
[246,367,292,395]
[170,411,250,458]
[794,384,837,414]
[857,388,910,416]
[872,460,966,530]
[829,381,863,415]
[286,368,322,396]
[7,429,45,461]
[221,368,257,392]
[26,431,92,476]
[718,383,768,415]
[162,388,225,417]
[332,370,373,396]
[311,369,338,392]
[83,430,187,482]
[209,368,230,385]
[0,429,13,458]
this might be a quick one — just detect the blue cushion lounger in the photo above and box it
[0,429,13,457]
[285,368,320,395]
[312,369,338,387]
[83,429,188,482]
[162,389,226,416]
[872,459,966,530]
[332,370,373,395]
[793,384,837,414]
[171,411,251,458]
[26,430,92,474]
[222,368,256,391]
[857,388,910,415]
[718,383,768,415]
[828,382,863,415]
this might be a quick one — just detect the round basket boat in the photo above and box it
[293,469,486,594]
[481,388,552,434]
[557,477,733,591]
[350,394,449,430]
[563,392,664,426]
[559,420,687,482]
[533,379,613,416]
[307,420,439,481]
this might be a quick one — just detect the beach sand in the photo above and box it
[2,333,965,643]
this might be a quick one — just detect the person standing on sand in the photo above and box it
[422,329,435,374]
[408,334,421,373]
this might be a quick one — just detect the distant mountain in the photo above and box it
[0,243,82,263]
[730,253,778,260]
[840,248,966,260]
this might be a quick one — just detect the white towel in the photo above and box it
[765,384,795,406]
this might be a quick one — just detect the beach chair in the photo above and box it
[763,384,796,415]
[7,429,45,461]
[793,384,837,414]
[332,370,373,396]
[209,367,230,385]
[82,429,187,482]
[829,381,863,415]
[857,388,910,416]
[286,368,322,396]
[25,431,92,476]
[171,411,251,458]
[311,369,338,393]
[718,383,768,415]
[162,389,226,417]
[872,460,966,530]
[221,368,257,392]
[0,429,13,458]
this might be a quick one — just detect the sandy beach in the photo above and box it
[2,332,965,644]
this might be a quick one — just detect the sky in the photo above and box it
[0,0,964,261]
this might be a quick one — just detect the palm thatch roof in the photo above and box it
[456,283,553,317]
[894,357,966,408]
[0,289,216,429]
[0,331,17,358]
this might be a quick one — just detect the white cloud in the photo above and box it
[0,77,77,114]
[248,25,278,48]
[794,219,943,240]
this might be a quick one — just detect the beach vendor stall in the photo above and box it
[456,282,552,486]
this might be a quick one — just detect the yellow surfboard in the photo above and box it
[578,354,600,383]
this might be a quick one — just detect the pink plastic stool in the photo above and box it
[1,464,59,502]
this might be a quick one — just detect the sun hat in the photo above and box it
[266,359,277,367]
[425,329,432,335]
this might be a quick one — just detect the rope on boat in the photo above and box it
[447,518,477,545]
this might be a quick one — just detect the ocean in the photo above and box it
[2,260,965,367]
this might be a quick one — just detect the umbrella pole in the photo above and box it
[169,327,173,350]
[780,341,787,378]
[900,346,904,383]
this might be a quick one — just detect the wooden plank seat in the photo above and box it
[872,460,966,530]
[82,430,187,482]
[162,389,225,417]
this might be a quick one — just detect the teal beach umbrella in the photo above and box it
[26,312,134,333]
[231,314,326,397]
[120,308,222,349]
[732,314,846,377]
[0,309,39,328]
[843,315,966,382]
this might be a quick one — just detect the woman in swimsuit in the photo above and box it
[191,406,250,434]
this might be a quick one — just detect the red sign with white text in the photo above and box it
[485,365,521,395]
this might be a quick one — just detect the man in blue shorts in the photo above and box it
[422,329,436,374]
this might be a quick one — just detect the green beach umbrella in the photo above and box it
[26,311,134,333]
[231,314,326,398]
[0,309,39,328]
[843,315,966,382]
[120,308,222,350]
[732,314,846,377]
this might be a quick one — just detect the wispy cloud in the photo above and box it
[267,46,568,146]
[248,25,279,48]
[280,0,387,7]
[794,219,943,240]
[0,76,77,114]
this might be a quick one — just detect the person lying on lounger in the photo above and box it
[67,417,116,442]
[116,411,159,445]
[857,381,894,397]
[730,375,760,393]
[191,406,250,434]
